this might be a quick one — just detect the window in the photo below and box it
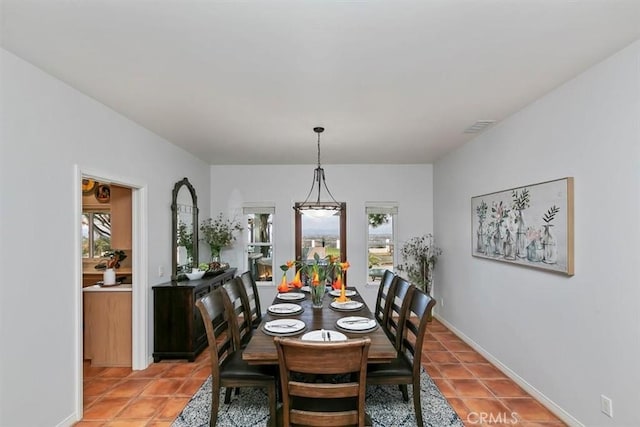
[82,212,111,258]
[294,203,347,282]
[366,205,397,284]
[244,206,274,283]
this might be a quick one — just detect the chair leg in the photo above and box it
[224,387,233,404]
[399,384,409,401]
[412,381,423,427]
[211,378,221,427]
[267,382,277,427]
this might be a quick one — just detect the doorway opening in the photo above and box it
[75,166,148,420]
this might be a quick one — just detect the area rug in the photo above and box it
[173,368,463,427]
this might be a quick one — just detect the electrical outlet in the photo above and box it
[440,298,445,307]
[600,395,613,418]
[158,265,164,277]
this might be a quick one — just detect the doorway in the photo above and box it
[75,166,148,420]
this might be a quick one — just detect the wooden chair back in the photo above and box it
[374,270,396,325]
[384,277,414,350]
[197,288,277,427]
[398,288,437,377]
[366,288,436,427]
[274,337,371,427]
[239,270,262,328]
[195,289,233,382]
[221,277,253,349]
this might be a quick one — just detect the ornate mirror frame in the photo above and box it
[171,177,199,281]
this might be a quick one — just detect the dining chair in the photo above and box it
[195,289,277,427]
[373,269,396,325]
[367,288,436,427]
[239,270,263,328]
[221,277,253,348]
[274,337,372,427]
[382,276,414,349]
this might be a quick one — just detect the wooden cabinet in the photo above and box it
[110,184,132,250]
[84,289,132,367]
[152,268,236,362]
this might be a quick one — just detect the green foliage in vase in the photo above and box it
[491,201,510,226]
[200,213,243,256]
[475,201,488,223]
[396,234,442,293]
[177,220,193,254]
[543,205,560,224]
[94,249,127,270]
[511,188,530,212]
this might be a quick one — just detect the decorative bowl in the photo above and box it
[186,270,205,280]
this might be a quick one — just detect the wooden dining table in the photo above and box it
[242,287,397,365]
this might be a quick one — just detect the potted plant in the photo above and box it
[279,254,349,308]
[200,213,243,262]
[94,249,127,286]
[396,234,442,295]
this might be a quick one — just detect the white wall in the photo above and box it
[433,41,640,426]
[0,49,211,426]
[209,164,433,308]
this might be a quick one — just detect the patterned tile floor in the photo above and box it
[74,319,566,426]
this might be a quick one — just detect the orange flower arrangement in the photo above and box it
[278,255,349,300]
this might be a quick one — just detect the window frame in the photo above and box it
[82,210,112,259]
[294,202,347,283]
[243,205,275,284]
[365,204,397,284]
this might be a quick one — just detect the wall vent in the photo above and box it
[464,120,496,134]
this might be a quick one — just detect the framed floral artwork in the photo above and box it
[471,177,574,275]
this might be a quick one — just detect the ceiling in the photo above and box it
[2,1,639,165]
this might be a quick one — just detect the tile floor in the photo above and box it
[75,319,566,426]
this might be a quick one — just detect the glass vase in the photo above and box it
[515,210,527,259]
[210,246,221,263]
[542,225,558,264]
[503,229,515,260]
[310,284,325,308]
[492,225,503,256]
[476,221,485,253]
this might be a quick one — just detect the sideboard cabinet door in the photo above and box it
[152,268,236,362]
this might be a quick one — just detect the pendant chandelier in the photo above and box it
[294,127,343,217]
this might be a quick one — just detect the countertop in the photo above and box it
[83,284,132,292]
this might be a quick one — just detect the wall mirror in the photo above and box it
[172,177,198,280]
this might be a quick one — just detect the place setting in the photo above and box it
[301,329,347,342]
[335,316,378,333]
[267,303,304,316]
[329,289,356,297]
[329,300,364,311]
[262,318,306,337]
[276,292,306,301]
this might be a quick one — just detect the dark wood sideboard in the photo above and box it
[152,268,236,362]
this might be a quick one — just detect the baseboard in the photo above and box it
[55,412,79,427]
[433,314,584,427]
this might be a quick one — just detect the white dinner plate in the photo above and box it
[300,286,311,293]
[330,301,364,311]
[268,303,303,315]
[336,316,377,332]
[329,289,356,297]
[301,329,347,342]
[263,319,306,336]
[276,292,305,301]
